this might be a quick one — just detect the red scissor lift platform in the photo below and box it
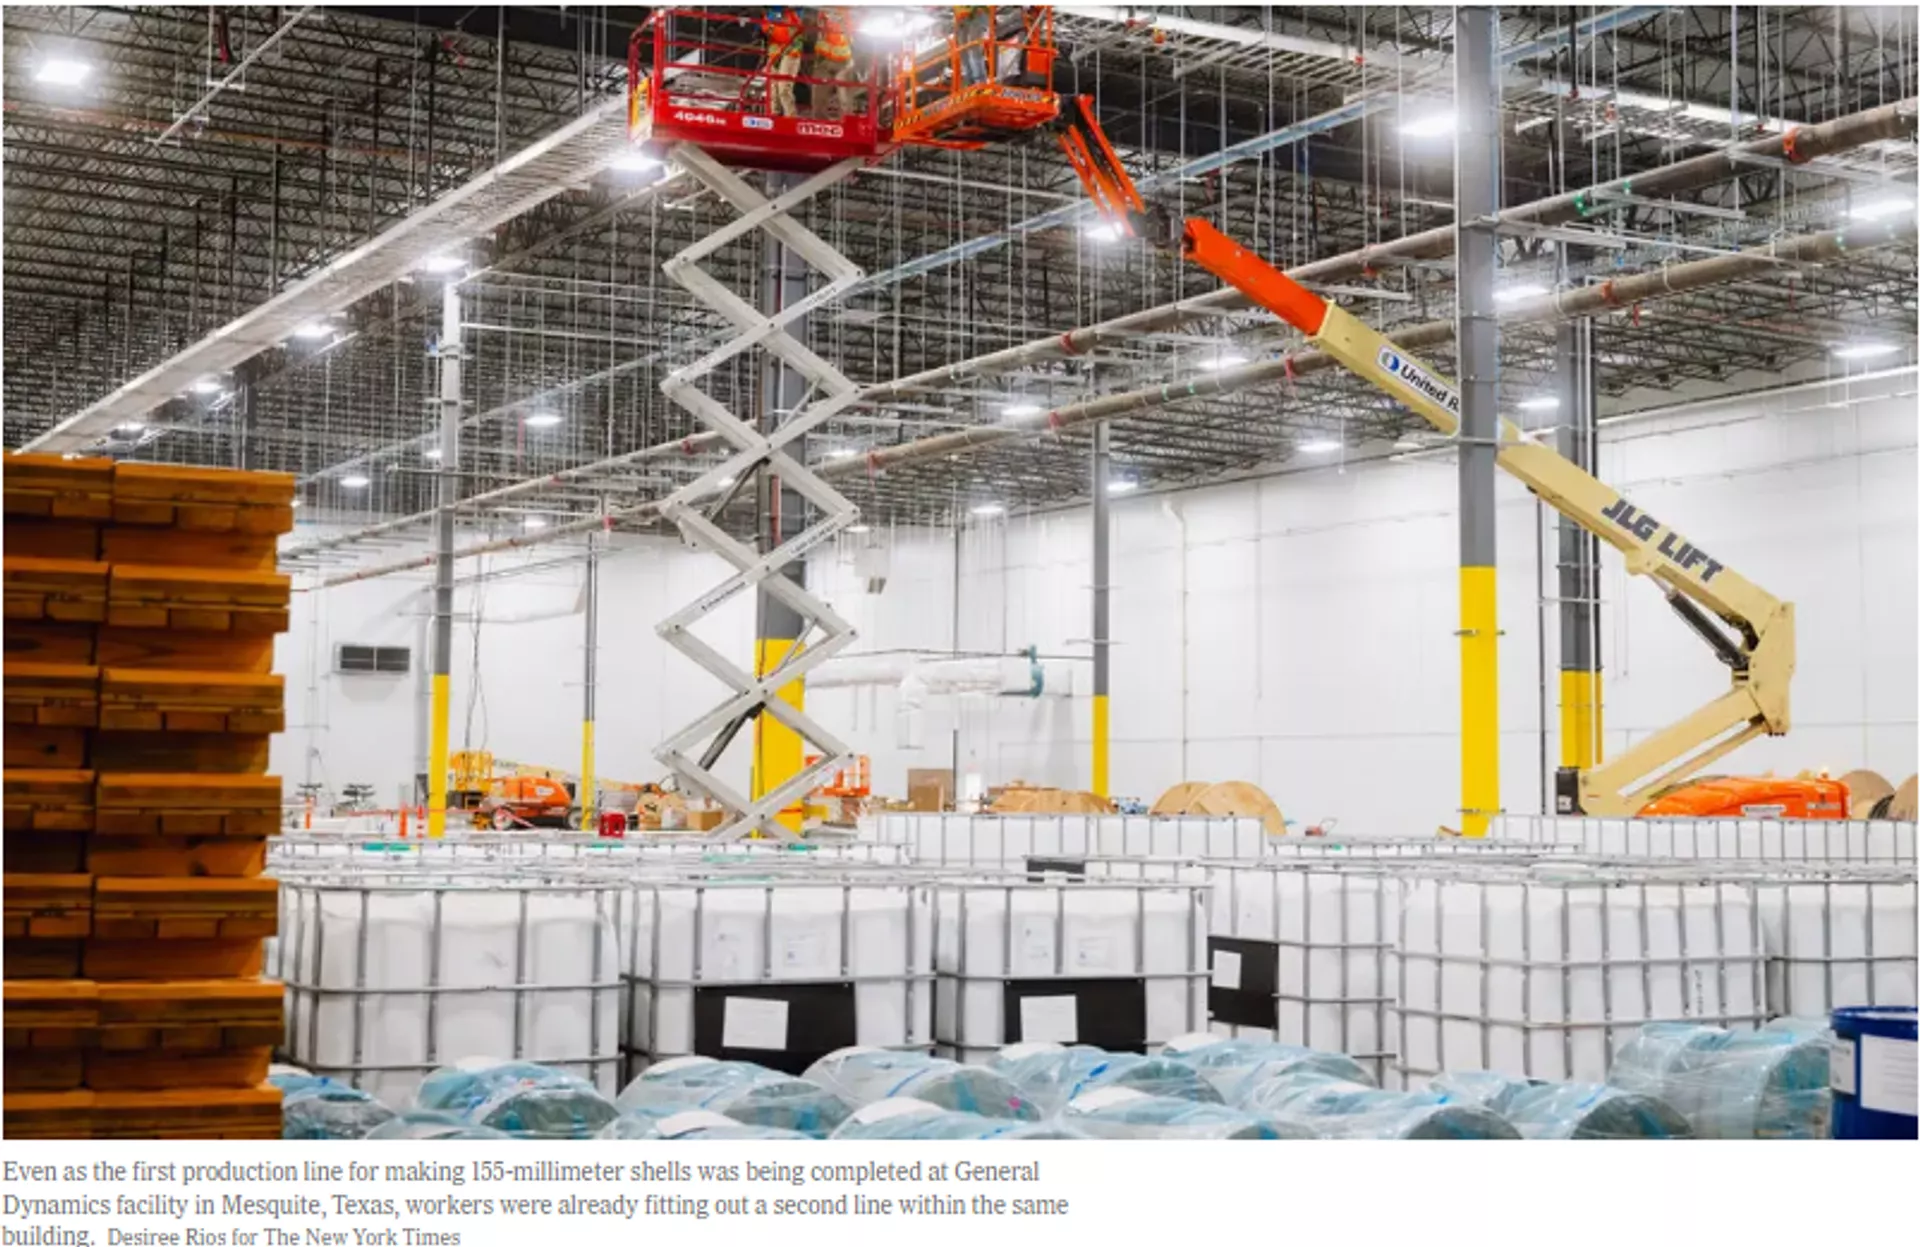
[628,8,885,173]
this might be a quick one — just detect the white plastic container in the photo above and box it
[931,877,1208,1061]
[1388,863,1765,1088]
[1490,814,1916,865]
[619,870,932,1077]
[892,813,1266,867]
[278,871,624,1106]
[1749,865,1918,1018]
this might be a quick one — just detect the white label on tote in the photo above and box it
[1211,950,1242,991]
[1019,995,1078,1044]
[1830,1038,1856,1095]
[1072,937,1114,970]
[1859,1035,1918,1117]
[721,997,788,1051]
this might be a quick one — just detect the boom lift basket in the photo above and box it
[888,6,1061,148]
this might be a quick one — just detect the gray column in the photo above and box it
[1455,6,1500,837]
[1554,317,1603,806]
[427,280,461,837]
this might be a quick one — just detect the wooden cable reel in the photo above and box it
[1150,780,1285,837]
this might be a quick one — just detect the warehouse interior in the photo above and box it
[2,4,1917,1143]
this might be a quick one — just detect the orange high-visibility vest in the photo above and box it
[766,8,804,51]
[815,7,854,62]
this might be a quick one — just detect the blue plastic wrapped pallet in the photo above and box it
[364,1111,513,1140]
[831,1099,1087,1139]
[1162,1033,1374,1101]
[600,1109,813,1140]
[615,1056,852,1137]
[803,1048,1039,1120]
[1058,1088,1308,1139]
[415,1059,618,1138]
[1254,1080,1520,1139]
[1609,1023,1829,1139]
[271,1073,398,1140]
[1427,1071,1691,1138]
[1829,1007,1917,1140]
[994,1046,1222,1115]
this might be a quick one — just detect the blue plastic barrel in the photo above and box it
[1830,1007,1917,1140]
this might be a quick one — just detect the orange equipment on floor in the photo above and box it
[476,775,575,831]
[888,6,1060,148]
[1638,776,1850,820]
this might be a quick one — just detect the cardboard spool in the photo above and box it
[988,784,1115,814]
[1838,770,1895,819]
[1888,775,1918,822]
[1150,780,1286,836]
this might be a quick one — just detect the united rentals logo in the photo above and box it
[671,109,727,127]
[743,116,773,130]
[1377,346,1460,416]
[1599,498,1725,582]
[796,121,844,138]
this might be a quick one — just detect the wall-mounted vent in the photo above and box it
[335,644,412,675]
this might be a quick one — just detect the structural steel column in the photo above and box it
[753,172,811,832]
[1091,422,1112,798]
[1455,7,1500,837]
[580,526,600,833]
[427,282,461,838]
[1554,318,1604,807]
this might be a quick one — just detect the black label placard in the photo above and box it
[1206,936,1279,1029]
[1001,977,1147,1052]
[689,982,857,1077]
[1025,857,1089,882]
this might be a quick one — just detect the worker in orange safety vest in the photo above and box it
[766,7,810,117]
[811,7,862,120]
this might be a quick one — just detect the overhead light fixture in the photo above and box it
[339,475,371,489]
[523,517,548,531]
[824,446,858,460]
[1494,284,1549,305]
[971,502,1005,517]
[1003,403,1043,418]
[291,499,304,509]
[1514,115,1554,134]
[1107,478,1139,495]
[189,378,224,396]
[611,150,663,174]
[1086,222,1123,244]
[1298,439,1343,455]
[1832,342,1899,360]
[1518,396,1560,412]
[35,58,91,88]
[1400,112,1455,139]
[1849,198,1914,222]
[847,523,873,535]
[293,321,335,340]
[717,476,737,489]
[1392,438,1423,451]
[1198,353,1249,371]
[421,253,466,274]
[861,11,935,38]
[116,420,146,434]
[523,411,563,428]
[422,447,443,460]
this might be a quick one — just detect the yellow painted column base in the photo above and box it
[427,673,451,839]
[1459,567,1500,839]
[1091,694,1110,799]
[1558,669,1604,770]
[753,637,807,833]
[580,719,596,833]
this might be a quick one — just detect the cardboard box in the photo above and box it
[907,768,953,813]
[686,807,725,832]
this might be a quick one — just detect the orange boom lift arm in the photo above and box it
[1051,97,1798,818]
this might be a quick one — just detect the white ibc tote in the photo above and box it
[1490,814,1916,865]
[618,867,933,1078]
[277,869,624,1106]
[1388,862,1765,1088]
[931,876,1209,1061]
[1748,864,1918,1018]
[898,813,1266,867]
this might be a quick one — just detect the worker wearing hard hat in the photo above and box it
[812,6,862,119]
[767,6,810,117]
[954,5,991,85]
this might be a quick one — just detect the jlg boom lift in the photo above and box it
[1051,96,1803,819]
